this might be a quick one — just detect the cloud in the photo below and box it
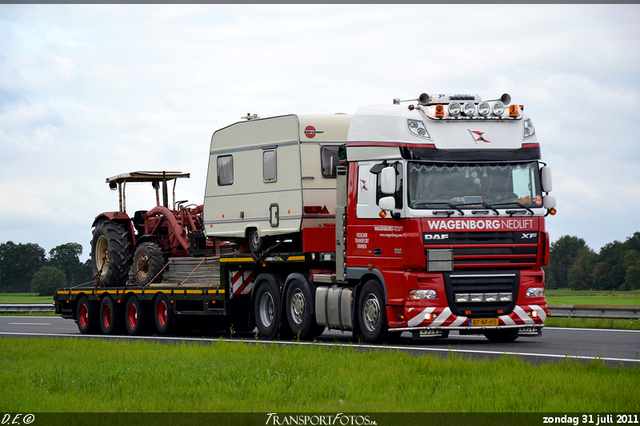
[1,4,639,258]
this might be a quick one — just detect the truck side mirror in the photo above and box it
[380,166,396,195]
[541,166,553,192]
[543,195,556,210]
[379,196,395,211]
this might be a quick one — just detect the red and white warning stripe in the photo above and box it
[406,305,545,328]
[231,270,255,295]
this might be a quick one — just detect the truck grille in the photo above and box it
[444,271,519,317]
[424,231,538,268]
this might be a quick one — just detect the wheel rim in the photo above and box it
[157,299,168,327]
[79,303,88,328]
[136,252,150,280]
[128,303,138,329]
[258,292,274,328]
[363,294,381,333]
[96,235,109,276]
[102,303,111,328]
[250,229,261,249]
[290,289,305,325]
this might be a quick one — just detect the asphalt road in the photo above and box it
[1,316,639,367]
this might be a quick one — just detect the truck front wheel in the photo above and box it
[357,280,388,344]
[91,220,132,287]
[254,279,281,340]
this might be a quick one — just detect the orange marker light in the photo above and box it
[435,105,444,117]
[509,104,519,117]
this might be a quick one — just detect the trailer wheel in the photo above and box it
[91,219,133,287]
[285,278,324,340]
[125,296,148,336]
[133,242,164,286]
[154,293,174,335]
[100,295,123,335]
[248,228,268,254]
[484,329,519,343]
[357,280,388,344]
[77,296,99,334]
[254,279,281,340]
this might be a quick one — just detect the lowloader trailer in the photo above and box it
[55,92,557,343]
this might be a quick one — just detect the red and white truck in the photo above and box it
[55,92,556,343]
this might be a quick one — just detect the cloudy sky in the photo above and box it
[1,4,639,261]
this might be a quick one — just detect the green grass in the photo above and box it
[0,292,54,303]
[0,338,638,413]
[546,290,640,306]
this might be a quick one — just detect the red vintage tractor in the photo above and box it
[90,171,213,287]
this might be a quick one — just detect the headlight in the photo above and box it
[499,293,513,302]
[448,101,461,117]
[409,289,438,300]
[492,101,505,117]
[456,294,470,303]
[407,119,430,139]
[526,287,544,298]
[462,101,475,116]
[477,101,490,117]
[524,118,535,138]
[484,293,498,302]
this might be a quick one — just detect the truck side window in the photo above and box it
[217,155,234,186]
[263,149,277,183]
[321,145,340,178]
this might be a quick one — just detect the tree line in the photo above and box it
[544,232,640,290]
[0,241,92,296]
[2,231,639,297]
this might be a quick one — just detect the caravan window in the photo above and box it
[263,148,277,183]
[217,155,234,186]
[321,145,340,178]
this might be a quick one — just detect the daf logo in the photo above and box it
[521,233,536,239]
[424,234,449,240]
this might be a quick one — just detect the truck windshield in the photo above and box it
[408,161,542,209]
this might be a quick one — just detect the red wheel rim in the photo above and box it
[128,303,138,329]
[102,304,111,328]
[79,303,88,328]
[157,300,168,327]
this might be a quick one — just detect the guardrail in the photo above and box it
[1,303,639,319]
[0,303,55,313]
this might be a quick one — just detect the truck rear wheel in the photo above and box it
[154,293,174,335]
[77,296,100,335]
[357,280,388,344]
[133,242,164,286]
[285,277,324,340]
[100,295,123,335]
[91,219,133,287]
[125,296,149,336]
[254,279,281,340]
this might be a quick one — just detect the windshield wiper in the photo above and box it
[481,202,500,216]
[491,200,535,216]
[412,202,465,216]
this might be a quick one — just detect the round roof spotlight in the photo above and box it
[462,101,475,116]
[477,101,490,117]
[500,93,511,105]
[448,101,461,117]
[492,101,505,117]
[418,93,430,105]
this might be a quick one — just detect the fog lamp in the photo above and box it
[484,293,498,302]
[492,101,505,116]
[462,101,475,116]
[471,293,484,303]
[477,101,490,117]
[456,294,470,303]
[448,102,461,117]
[499,293,513,302]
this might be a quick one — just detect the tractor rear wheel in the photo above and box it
[91,219,133,287]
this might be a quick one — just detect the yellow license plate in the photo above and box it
[471,318,499,326]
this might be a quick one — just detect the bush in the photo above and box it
[31,266,67,297]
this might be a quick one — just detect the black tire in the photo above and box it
[91,219,133,287]
[100,295,123,335]
[76,296,100,335]
[154,293,175,335]
[254,279,281,340]
[357,280,388,344]
[248,228,268,254]
[285,277,324,340]
[133,242,164,286]
[484,329,519,343]
[125,296,149,336]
